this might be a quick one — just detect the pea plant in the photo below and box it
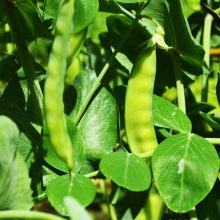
[0,0,220,219]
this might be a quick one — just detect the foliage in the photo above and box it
[0,0,220,219]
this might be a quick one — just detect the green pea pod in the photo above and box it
[44,0,74,171]
[67,28,87,67]
[125,43,158,154]
[65,56,81,86]
[65,28,87,86]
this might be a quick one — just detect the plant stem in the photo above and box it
[205,138,220,145]
[189,207,198,220]
[113,2,153,36]
[6,7,44,122]
[173,56,186,113]
[201,8,220,102]
[109,205,118,220]
[138,150,154,159]
[74,14,140,125]
[33,193,47,201]
[84,170,100,178]
[201,14,213,102]
[100,179,117,220]
[0,211,65,220]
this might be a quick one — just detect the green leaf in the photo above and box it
[152,133,219,213]
[0,116,33,210]
[7,0,49,40]
[17,133,35,169]
[42,115,85,174]
[199,112,220,131]
[44,0,60,18]
[142,0,204,75]
[70,70,118,162]
[115,0,146,3]
[153,95,192,133]
[107,15,152,69]
[64,197,92,220]
[73,0,99,33]
[44,0,99,33]
[46,174,96,216]
[42,166,59,188]
[100,152,151,191]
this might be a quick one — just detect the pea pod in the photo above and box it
[44,0,74,171]
[125,42,158,154]
[67,28,87,67]
[65,28,87,86]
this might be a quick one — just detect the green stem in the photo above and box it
[138,150,154,159]
[205,138,220,145]
[189,207,198,220]
[201,8,220,102]
[74,13,140,125]
[100,180,117,220]
[201,14,213,102]
[33,193,47,201]
[113,2,153,36]
[0,211,65,220]
[84,170,100,178]
[173,56,186,113]
[6,7,44,122]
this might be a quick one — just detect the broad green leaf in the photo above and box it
[115,0,146,3]
[44,0,60,18]
[47,174,96,216]
[44,0,99,34]
[199,112,220,131]
[100,152,151,191]
[17,133,35,169]
[142,0,204,75]
[64,197,92,220]
[152,133,219,213]
[153,95,192,133]
[70,70,117,162]
[73,0,99,33]
[42,166,59,188]
[0,116,33,210]
[196,180,220,220]
[42,115,85,174]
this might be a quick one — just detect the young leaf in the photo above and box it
[142,0,204,75]
[64,197,92,220]
[199,112,220,131]
[100,152,151,191]
[70,70,118,162]
[152,133,219,213]
[42,115,85,174]
[0,116,33,210]
[153,95,192,133]
[46,174,96,216]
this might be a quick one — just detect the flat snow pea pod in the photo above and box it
[44,0,74,171]
[125,44,158,154]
